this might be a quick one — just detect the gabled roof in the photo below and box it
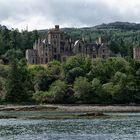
[74,40,80,46]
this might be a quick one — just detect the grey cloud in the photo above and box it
[0,0,140,29]
[35,0,123,26]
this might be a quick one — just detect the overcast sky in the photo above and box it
[1,0,140,30]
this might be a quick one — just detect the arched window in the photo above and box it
[32,59,34,64]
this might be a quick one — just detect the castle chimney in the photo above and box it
[55,25,59,31]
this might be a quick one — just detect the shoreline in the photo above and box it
[0,105,140,112]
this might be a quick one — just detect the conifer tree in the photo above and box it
[5,52,32,103]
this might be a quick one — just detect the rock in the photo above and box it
[78,112,105,117]
[0,106,58,111]
[0,116,17,119]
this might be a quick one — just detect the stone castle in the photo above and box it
[26,25,112,64]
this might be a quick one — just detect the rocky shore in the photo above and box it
[0,105,140,112]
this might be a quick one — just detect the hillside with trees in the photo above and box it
[0,25,39,64]
[1,22,140,63]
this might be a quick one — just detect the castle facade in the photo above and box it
[26,25,112,64]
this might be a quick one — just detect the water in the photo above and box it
[0,112,139,140]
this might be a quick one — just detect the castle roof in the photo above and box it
[74,40,85,46]
[74,40,80,46]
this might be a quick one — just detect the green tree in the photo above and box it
[91,78,103,103]
[63,55,91,83]
[48,80,68,103]
[0,26,10,55]
[74,77,93,103]
[2,49,24,64]
[111,72,134,103]
[5,57,32,103]
[34,69,54,92]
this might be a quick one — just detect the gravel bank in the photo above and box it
[0,105,140,112]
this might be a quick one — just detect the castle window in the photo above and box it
[54,55,57,60]
[41,58,43,63]
[36,59,38,63]
[54,48,57,53]
[66,47,68,52]
[32,59,34,64]
[79,45,82,52]
[90,48,92,52]
[61,47,64,52]
[54,41,56,45]
[46,58,48,63]
[102,55,105,58]
[70,45,72,52]
[103,49,105,53]
[63,57,66,62]
[61,35,63,39]
[53,35,57,38]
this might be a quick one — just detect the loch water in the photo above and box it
[0,112,139,140]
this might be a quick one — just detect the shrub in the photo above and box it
[74,77,93,103]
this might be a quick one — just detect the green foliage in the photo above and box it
[101,82,114,103]
[48,80,68,103]
[63,56,91,83]
[33,91,52,103]
[5,58,32,103]
[34,69,54,92]
[74,77,93,103]
[47,61,62,79]
[2,49,24,64]
[88,57,131,83]
[0,53,140,104]
[0,26,39,62]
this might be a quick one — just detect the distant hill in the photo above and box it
[94,22,140,30]
[38,22,140,36]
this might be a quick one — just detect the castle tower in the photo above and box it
[47,25,64,61]
[96,36,108,45]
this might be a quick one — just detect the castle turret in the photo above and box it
[96,36,108,45]
[55,25,59,31]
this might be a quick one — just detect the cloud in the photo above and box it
[0,0,140,30]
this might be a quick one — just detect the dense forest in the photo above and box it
[0,54,140,104]
[0,25,39,64]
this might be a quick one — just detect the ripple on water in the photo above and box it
[0,112,139,140]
